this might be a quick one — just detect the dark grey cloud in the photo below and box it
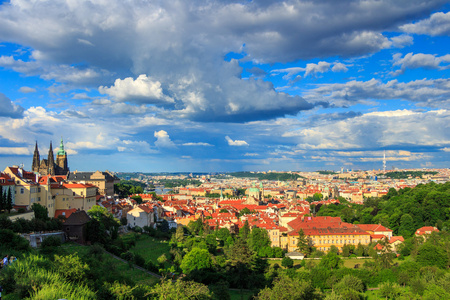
[0,93,24,118]
[0,0,446,123]
[304,78,450,108]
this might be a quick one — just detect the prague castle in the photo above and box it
[32,138,69,176]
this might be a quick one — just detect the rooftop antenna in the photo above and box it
[383,150,386,173]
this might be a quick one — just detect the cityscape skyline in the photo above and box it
[0,0,450,172]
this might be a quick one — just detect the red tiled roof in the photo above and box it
[415,226,439,235]
[55,208,77,219]
[357,224,393,232]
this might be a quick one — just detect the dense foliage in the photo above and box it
[316,182,450,236]
[114,180,147,198]
[229,171,304,181]
[380,171,438,179]
[1,182,449,299]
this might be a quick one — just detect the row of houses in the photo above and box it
[0,166,119,218]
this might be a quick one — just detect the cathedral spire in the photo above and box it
[48,141,55,176]
[57,136,67,156]
[32,141,40,172]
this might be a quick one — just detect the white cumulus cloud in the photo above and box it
[99,74,173,104]
[225,136,248,146]
[401,11,450,36]
[154,130,175,148]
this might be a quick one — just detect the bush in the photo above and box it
[40,236,63,255]
[0,229,31,252]
[134,253,145,267]
[120,251,135,262]
[41,236,62,248]
[281,256,294,268]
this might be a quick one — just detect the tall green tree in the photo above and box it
[0,185,4,211]
[376,237,394,269]
[32,203,49,220]
[239,220,250,240]
[6,187,13,213]
[296,229,311,255]
[398,213,415,237]
[180,247,213,274]
[248,227,271,255]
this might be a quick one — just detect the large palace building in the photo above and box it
[32,138,69,176]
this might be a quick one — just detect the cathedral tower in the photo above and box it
[32,141,40,173]
[56,137,69,175]
[47,141,55,176]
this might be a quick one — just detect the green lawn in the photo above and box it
[62,242,160,286]
[127,234,171,264]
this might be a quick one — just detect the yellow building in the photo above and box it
[52,183,97,211]
[3,166,99,218]
[4,166,56,217]
[67,170,119,196]
[285,216,371,253]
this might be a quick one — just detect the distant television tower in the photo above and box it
[383,150,386,173]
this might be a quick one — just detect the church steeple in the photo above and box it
[57,137,67,156]
[48,141,55,176]
[32,141,40,172]
[56,137,69,175]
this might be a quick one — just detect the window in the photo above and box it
[20,188,24,194]
[38,187,41,192]
[38,197,41,202]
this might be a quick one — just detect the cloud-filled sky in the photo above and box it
[0,0,449,172]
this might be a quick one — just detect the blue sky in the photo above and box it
[0,0,450,172]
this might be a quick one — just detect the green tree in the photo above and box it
[398,213,415,237]
[205,233,218,253]
[320,251,342,270]
[281,256,294,268]
[180,247,213,274]
[131,195,143,204]
[297,229,311,255]
[341,244,355,257]
[210,280,230,300]
[239,207,253,217]
[376,237,394,269]
[256,274,323,300]
[87,205,120,243]
[151,279,212,300]
[216,228,231,243]
[0,186,5,212]
[226,237,253,266]
[248,227,271,255]
[32,203,49,220]
[239,220,250,240]
[6,188,13,213]
[174,225,185,243]
[54,253,90,282]
[188,218,204,235]
[415,243,448,269]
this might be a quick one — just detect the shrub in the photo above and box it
[281,256,294,268]
[134,253,145,267]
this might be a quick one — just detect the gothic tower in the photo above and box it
[47,141,55,176]
[32,141,40,173]
[56,137,69,175]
